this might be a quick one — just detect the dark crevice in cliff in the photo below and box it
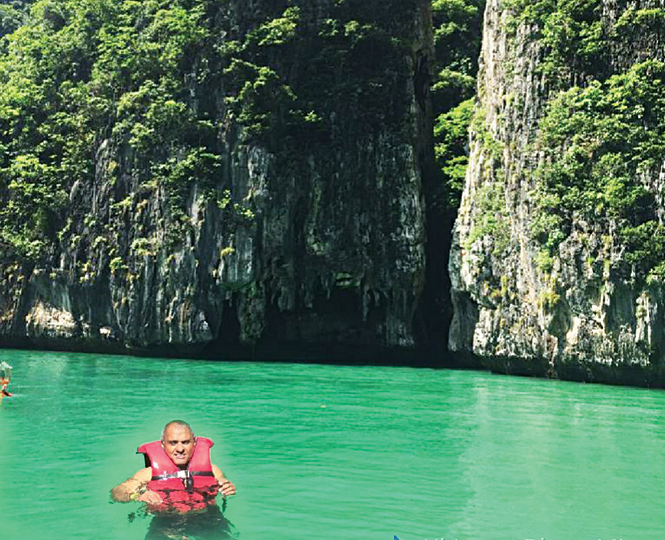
[9,261,35,335]
[414,166,457,362]
[217,297,242,349]
[411,41,456,365]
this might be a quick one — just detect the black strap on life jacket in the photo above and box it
[151,470,216,481]
[151,470,216,492]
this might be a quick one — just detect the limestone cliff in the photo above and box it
[0,0,435,360]
[450,0,665,385]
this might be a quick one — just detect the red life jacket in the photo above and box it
[137,437,219,513]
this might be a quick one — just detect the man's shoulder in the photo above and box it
[133,467,152,481]
[211,464,224,479]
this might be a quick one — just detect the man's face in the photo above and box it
[162,424,196,467]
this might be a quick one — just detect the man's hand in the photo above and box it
[218,479,236,497]
[136,489,163,506]
[111,467,154,503]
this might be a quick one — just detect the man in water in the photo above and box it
[111,420,237,539]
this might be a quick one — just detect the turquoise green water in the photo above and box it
[1,349,665,540]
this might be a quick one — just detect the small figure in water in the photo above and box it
[1,361,12,397]
[111,420,237,539]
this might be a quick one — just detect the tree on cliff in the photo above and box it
[431,0,485,211]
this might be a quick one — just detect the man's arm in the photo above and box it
[212,464,236,496]
[110,467,162,505]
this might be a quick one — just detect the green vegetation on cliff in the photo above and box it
[504,0,607,83]
[0,0,221,259]
[535,59,665,278]
[431,0,485,209]
[501,0,665,280]
[0,0,433,265]
[0,1,31,37]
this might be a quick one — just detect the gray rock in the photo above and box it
[449,0,665,386]
[0,0,434,361]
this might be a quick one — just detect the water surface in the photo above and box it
[1,349,664,540]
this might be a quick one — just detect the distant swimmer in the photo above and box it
[1,361,12,397]
[111,420,237,539]
[0,377,10,397]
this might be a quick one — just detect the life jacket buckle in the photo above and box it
[180,470,194,493]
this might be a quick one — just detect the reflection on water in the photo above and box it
[2,349,665,540]
[124,488,237,540]
[140,505,237,540]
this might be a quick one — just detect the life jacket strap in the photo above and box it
[151,470,216,481]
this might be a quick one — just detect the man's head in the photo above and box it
[161,420,197,468]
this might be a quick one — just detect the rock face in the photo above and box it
[449,0,665,386]
[0,0,435,360]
